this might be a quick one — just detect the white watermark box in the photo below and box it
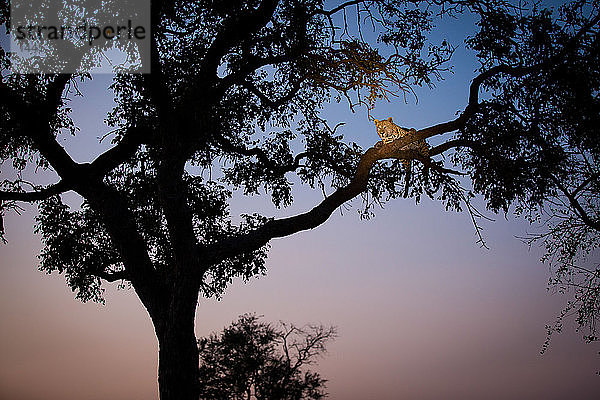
[9,0,151,73]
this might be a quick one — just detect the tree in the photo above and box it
[197,314,336,400]
[1,0,599,398]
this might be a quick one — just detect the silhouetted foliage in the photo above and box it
[197,314,336,400]
[1,0,599,398]
[522,153,600,353]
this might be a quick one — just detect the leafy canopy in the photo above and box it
[0,0,599,337]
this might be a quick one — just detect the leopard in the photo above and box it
[373,116,430,196]
[373,117,429,159]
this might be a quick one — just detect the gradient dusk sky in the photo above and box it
[1,4,600,400]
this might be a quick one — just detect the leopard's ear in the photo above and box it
[387,117,393,122]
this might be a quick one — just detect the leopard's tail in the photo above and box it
[403,159,411,198]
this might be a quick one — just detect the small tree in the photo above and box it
[198,314,336,400]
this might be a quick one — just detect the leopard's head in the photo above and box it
[374,117,395,138]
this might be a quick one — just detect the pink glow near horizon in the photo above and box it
[1,198,599,399]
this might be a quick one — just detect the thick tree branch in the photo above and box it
[79,183,164,311]
[155,158,205,297]
[241,78,305,109]
[406,151,465,175]
[551,175,600,232]
[572,173,599,197]
[429,138,480,156]
[314,0,366,16]
[89,126,149,175]
[93,269,128,282]
[199,0,280,80]
[218,54,295,92]
[30,126,82,178]
[0,181,71,202]
[45,74,72,112]
[3,75,80,179]
[217,136,308,175]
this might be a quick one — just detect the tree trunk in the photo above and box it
[154,303,200,400]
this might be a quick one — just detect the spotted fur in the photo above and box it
[374,116,429,196]
[374,117,428,162]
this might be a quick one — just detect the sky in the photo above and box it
[2,3,600,400]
